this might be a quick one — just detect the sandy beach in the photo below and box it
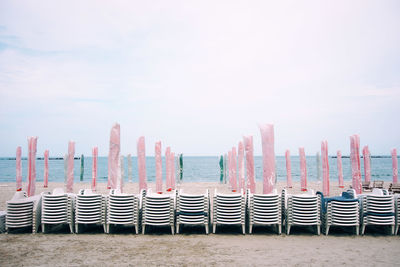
[1,181,400,266]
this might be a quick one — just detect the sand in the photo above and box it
[1,181,400,266]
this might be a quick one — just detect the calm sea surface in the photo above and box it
[0,156,396,183]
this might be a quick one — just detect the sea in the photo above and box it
[0,156,396,184]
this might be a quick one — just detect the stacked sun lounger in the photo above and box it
[142,190,175,234]
[360,190,395,235]
[42,188,75,233]
[6,191,42,233]
[318,192,360,235]
[0,211,6,233]
[286,191,321,235]
[247,189,281,234]
[395,195,400,235]
[105,189,140,234]
[213,190,246,234]
[75,189,106,233]
[176,190,210,234]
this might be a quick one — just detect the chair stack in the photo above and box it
[286,194,321,235]
[323,199,360,235]
[0,211,6,233]
[75,189,106,233]
[106,190,140,234]
[395,195,400,235]
[213,190,246,234]
[361,194,395,235]
[6,191,42,233]
[142,192,175,234]
[248,190,281,234]
[176,190,210,234]
[281,189,286,226]
[41,188,75,234]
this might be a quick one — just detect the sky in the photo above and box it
[0,0,399,157]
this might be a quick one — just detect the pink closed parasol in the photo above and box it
[44,150,49,188]
[337,150,344,188]
[165,146,171,191]
[137,136,148,192]
[16,146,22,191]
[238,141,245,193]
[243,136,255,193]
[107,123,120,189]
[27,137,38,197]
[259,124,275,194]
[92,147,98,191]
[362,146,371,183]
[321,141,330,196]
[350,135,362,194]
[155,141,163,193]
[171,152,176,190]
[392,148,398,183]
[299,147,307,191]
[231,147,238,192]
[66,141,75,193]
[285,150,292,188]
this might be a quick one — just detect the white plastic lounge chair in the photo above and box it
[41,188,75,234]
[0,211,6,233]
[360,193,395,235]
[176,189,210,234]
[286,191,321,235]
[142,190,175,234]
[213,189,246,234]
[6,191,43,233]
[105,189,140,234]
[75,189,106,233]
[247,189,281,234]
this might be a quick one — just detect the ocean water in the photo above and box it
[0,156,396,184]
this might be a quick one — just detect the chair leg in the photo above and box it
[278,224,282,235]
[361,224,366,235]
[325,225,330,236]
[317,225,320,236]
[176,224,180,234]
[213,224,216,234]
[142,224,146,235]
[242,224,245,235]
[104,224,108,234]
[395,225,399,235]
[356,226,359,236]
[391,225,395,235]
[42,224,46,234]
[205,224,209,235]
[287,225,291,235]
[171,225,174,235]
[69,223,74,234]
[249,224,253,234]
[135,225,138,235]
[75,224,78,234]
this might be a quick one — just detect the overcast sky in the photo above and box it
[0,0,399,157]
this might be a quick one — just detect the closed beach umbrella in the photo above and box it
[155,141,163,193]
[285,150,292,188]
[231,147,238,192]
[227,150,232,189]
[165,146,171,191]
[92,147,98,191]
[316,152,321,182]
[16,146,22,191]
[243,135,255,193]
[63,153,68,183]
[223,153,227,184]
[350,135,362,194]
[179,154,183,181]
[171,152,176,190]
[337,150,344,188]
[27,137,38,197]
[137,136,148,192]
[127,154,132,183]
[392,148,398,183]
[80,154,84,181]
[118,155,124,193]
[219,155,224,183]
[44,150,49,188]
[238,141,245,193]
[362,146,371,183]
[259,124,275,194]
[107,123,120,189]
[321,141,330,196]
[66,141,75,193]
[299,147,307,191]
